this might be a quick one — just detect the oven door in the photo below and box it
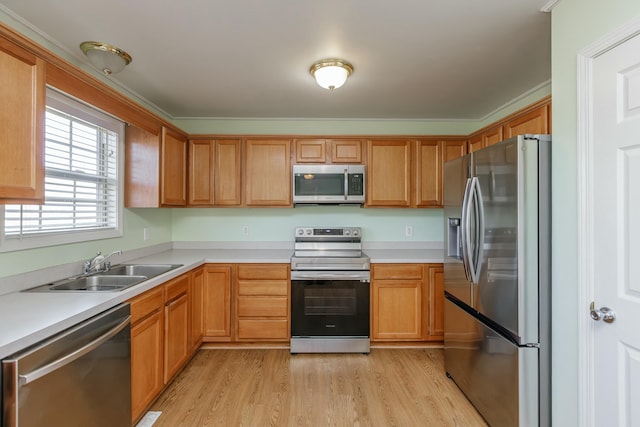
[290,271,370,337]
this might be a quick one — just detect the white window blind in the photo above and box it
[2,89,123,246]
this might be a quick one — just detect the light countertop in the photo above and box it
[0,246,443,359]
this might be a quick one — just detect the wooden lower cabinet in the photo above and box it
[129,287,164,423]
[163,274,190,383]
[371,263,444,342]
[235,264,290,341]
[203,264,232,340]
[427,265,444,339]
[189,266,204,351]
[129,271,195,423]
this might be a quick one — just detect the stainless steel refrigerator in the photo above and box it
[443,134,551,426]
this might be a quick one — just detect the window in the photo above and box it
[1,88,124,251]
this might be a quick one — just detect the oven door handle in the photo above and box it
[291,272,370,282]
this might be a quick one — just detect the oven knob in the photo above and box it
[344,229,351,236]
[352,229,359,236]
[297,228,304,236]
[305,229,312,235]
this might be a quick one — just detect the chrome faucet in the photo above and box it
[83,250,123,274]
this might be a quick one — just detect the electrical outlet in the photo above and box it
[405,225,413,237]
[242,226,249,236]
[143,227,150,241]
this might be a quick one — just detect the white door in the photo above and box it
[590,30,640,425]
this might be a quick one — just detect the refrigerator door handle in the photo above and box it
[460,178,474,282]
[471,176,485,284]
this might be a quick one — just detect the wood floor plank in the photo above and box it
[151,348,487,426]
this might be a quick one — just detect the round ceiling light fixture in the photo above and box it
[80,41,132,76]
[309,58,353,91]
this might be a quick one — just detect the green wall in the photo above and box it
[0,209,172,278]
[551,0,640,424]
[171,207,443,242]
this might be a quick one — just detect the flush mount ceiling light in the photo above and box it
[80,41,132,76]
[309,59,353,91]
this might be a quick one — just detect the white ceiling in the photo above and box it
[0,1,551,120]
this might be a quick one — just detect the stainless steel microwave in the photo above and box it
[292,164,365,205]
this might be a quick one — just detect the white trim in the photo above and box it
[576,14,640,427]
[540,0,562,13]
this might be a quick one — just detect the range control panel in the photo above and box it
[295,227,361,238]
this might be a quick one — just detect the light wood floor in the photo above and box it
[151,348,488,427]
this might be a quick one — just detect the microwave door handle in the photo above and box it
[344,168,348,200]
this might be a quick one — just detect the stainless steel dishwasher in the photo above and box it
[2,303,131,427]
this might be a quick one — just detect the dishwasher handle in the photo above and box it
[18,315,130,385]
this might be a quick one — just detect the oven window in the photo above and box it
[304,288,357,316]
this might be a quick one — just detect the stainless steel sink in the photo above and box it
[98,264,182,278]
[49,275,148,291]
[25,263,183,292]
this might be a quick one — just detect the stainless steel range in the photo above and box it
[290,226,370,354]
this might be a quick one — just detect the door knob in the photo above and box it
[590,301,616,323]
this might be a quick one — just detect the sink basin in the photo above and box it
[25,263,183,292]
[99,264,182,278]
[49,275,148,291]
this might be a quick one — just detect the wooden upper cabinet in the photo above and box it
[294,139,363,163]
[504,104,549,137]
[330,139,362,163]
[483,125,504,147]
[366,140,411,207]
[125,125,187,207]
[295,139,326,163]
[188,139,241,206]
[244,139,291,206]
[414,140,442,207]
[160,127,187,206]
[468,134,484,153]
[0,39,45,203]
[443,140,467,163]
[188,140,214,205]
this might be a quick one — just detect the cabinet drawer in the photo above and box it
[237,319,289,340]
[237,280,288,296]
[130,287,163,325]
[373,264,423,280]
[237,264,288,280]
[165,274,189,302]
[238,296,288,317]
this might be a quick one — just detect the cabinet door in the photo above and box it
[415,140,442,207]
[215,139,242,206]
[0,39,45,202]
[427,265,444,340]
[160,127,187,206]
[188,140,214,205]
[483,125,504,147]
[295,139,326,163]
[366,140,411,207]
[189,267,204,352]
[125,125,161,207]
[244,139,291,206]
[131,311,164,423]
[372,280,422,340]
[443,140,468,163]
[164,292,189,383]
[330,139,362,163]
[468,135,484,153]
[203,265,232,338]
[130,287,164,423]
[504,105,549,138]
